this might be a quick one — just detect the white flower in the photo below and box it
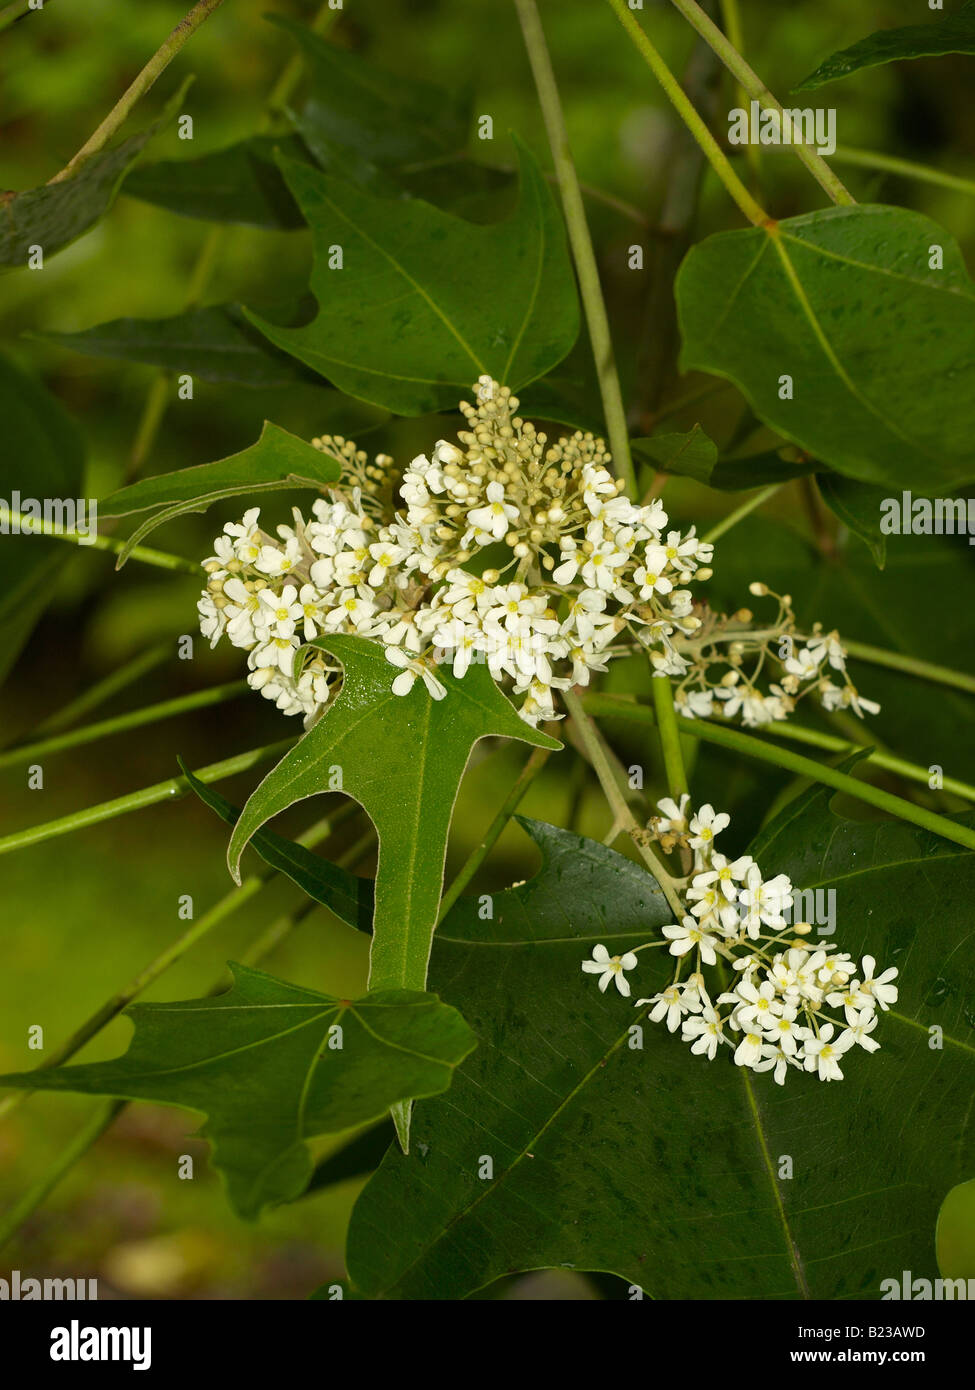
[255,536,302,576]
[682,1005,725,1060]
[733,1030,764,1068]
[655,793,690,833]
[383,646,447,700]
[662,916,721,966]
[688,803,730,850]
[691,851,754,901]
[859,955,899,1010]
[257,584,302,639]
[640,984,691,1032]
[803,1023,855,1081]
[467,481,519,541]
[581,944,639,996]
[839,1008,881,1053]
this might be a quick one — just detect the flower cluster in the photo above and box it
[670,582,879,728]
[197,375,877,731]
[198,376,714,725]
[581,796,898,1083]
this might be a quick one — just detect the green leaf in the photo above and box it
[0,964,475,1220]
[0,353,86,686]
[228,635,560,997]
[706,444,818,491]
[124,135,307,228]
[817,473,887,568]
[631,425,718,483]
[936,1177,975,1279]
[99,420,342,565]
[305,1121,395,1195]
[245,141,580,415]
[676,205,975,491]
[273,15,471,171]
[180,760,374,933]
[796,1,975,91]
[346,803,975,1299]
[35,305,313,388]
[0,81,186,269]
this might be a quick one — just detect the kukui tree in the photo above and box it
[1,0,974,1300]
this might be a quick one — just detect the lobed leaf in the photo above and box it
[0,965,476,1219]
[245,141,580,415]
[677,205,975,491]
[346,802,975,1298]
[228,635,560,998]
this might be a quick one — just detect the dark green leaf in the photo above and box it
[631,425,718,483]
[305,1121,395,1194]
[124,135,307,228]
[817,473,888,568]
[796,1,975,91]
[677,205,975,491]
[274,15,471,170]
[347,805,975,1298]
[99,420,342,565]
[245,142,580,415]
[180,760,374,933]
[35,305,313,388]
[707,444,818,491]
[0,82,186,268]
[0,964,476,1219]
[0,353,86,685]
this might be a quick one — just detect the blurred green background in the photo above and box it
[2,0,974,1298]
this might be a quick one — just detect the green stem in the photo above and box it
[832,145,975,200]
[0,807,354,1119]
[564,688,685,916]
[702,482,781,542]
[582,693,975,852]
[514,0,636,496]
[756,718,975,805]
[0,824,376,1250]
[842,640,975,697]
[0,507,198,574]
[47,0,227,184]
[0,737,295,858]
[718,0,760,185]
[652,677,689,798]
[604,0,769,227]
[0,680,247,771]
[0,1101,127,1252]
[1,642,171,747]
[124,3,337,475]
[666,0,855,207]
[437,744,552,923]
